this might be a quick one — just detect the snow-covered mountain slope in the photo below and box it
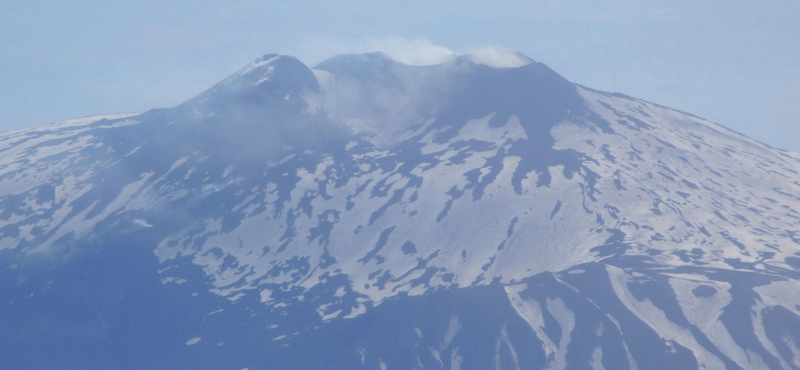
[2,52,800,369]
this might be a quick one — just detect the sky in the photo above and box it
[1,1,799,150]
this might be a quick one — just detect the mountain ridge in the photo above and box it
[2,51,800,370]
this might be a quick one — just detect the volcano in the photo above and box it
[2,51,800,370]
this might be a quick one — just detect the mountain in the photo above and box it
[2,51,800,370]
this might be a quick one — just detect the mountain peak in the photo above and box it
[316,51,395,65]
[312,52,404,82]
[223,53,319,92]
[180,53,319,115]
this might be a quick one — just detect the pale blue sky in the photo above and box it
[1,1,798,150]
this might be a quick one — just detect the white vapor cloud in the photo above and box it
[288,36,456,66]
[464,46,533,68]
[287,36,533,69]
[363,37,456,66]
